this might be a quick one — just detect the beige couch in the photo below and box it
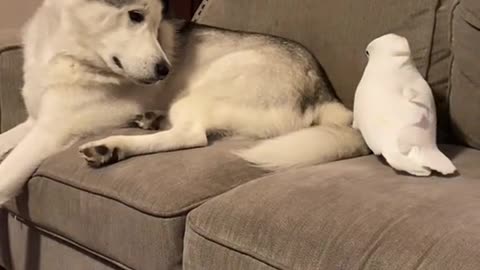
[1,0,480,269]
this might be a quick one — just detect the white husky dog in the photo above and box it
[0,0,369,204]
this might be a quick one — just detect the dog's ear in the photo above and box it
[161,0,169,16]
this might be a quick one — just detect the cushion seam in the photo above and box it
[447,0,466,145]
[0,46,21,56]
[33,170,263,218]
[447,0,460,121]
[31,173,198,218]
[461,3,480,25]
[425,0,443,80]
[186,215,288,270]
[7,212,133,270]
[449,0,480,147]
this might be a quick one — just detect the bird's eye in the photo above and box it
[128,11,145,23]
[365,50,370,57]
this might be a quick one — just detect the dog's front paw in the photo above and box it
[79,143,124,168]
[129,111,167,130]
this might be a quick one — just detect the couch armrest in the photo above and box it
[0,209,11,269]
[0,29,27,133]
[0,29,22,49]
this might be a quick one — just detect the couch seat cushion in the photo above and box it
[5,129,266,270]
[185,145,480,270]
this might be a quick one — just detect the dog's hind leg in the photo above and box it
[0,118,35,160]
[79,124,207,167]
[129,110,169,131]
[0,125,76,205]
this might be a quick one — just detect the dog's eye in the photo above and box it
[128,11,145,23]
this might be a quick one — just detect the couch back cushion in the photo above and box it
[195,0,455,141]
[450,0,480,149]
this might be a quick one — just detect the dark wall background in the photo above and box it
[0,0,201,30]
[170,0,202,20]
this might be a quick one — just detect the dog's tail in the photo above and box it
[235,102,370,171]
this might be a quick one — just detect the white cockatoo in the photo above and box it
[353,33,456,176]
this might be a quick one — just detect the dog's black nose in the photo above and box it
[155,62,170,80]
[113,56,123,69]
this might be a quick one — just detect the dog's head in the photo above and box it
[54,0,175,84]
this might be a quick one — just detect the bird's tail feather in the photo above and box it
[411,147,456,175]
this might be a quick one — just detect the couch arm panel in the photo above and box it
[0,29,27,133]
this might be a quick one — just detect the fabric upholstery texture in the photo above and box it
[427,0,457,141]
[185,145,480,270]
[449,0,480,149]
[6,213,120,270]
[184,227,276,270]
[5,131,265,270]
[0,48,27,132]
[0,210,11,269]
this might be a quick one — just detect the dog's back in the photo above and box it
[78,23,370,170]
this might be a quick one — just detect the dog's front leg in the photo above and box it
[0,125,76,205]
[0,118,35,160]
[79,126,208,167]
